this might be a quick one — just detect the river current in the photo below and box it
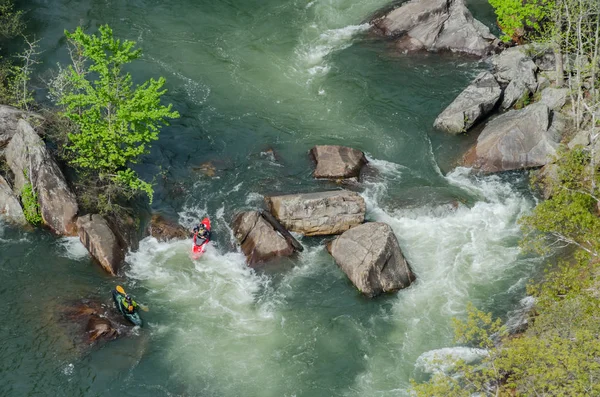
[1,0,540,396]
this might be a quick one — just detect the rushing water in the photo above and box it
[1,0,540,396]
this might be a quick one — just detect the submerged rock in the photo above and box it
[328,222,415,297]
[266,190,365,236]
[62,299,128,346]
[5,119,78,235]
[310,145,367,179]
[370,0,499,57]
[147,214,188,241]
[232,210,295,266]
[434,71,502,134]
[77,214,124,275]
[0,175,26,225]
[463,103,568,172]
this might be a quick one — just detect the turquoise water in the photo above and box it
[1,0,540,396]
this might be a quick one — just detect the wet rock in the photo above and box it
[77,214,124,275]
[434,71,502,134]
[106,212,141,253]
[310,145,367,179]
[232,210,295,266]
[266,190,365,236]
[0,175,26,225]
[5,119,78,235]
[193,162,216,177]
[327,222,415,297]
[463,103,567,172]
[62,300,123,345]
[540,87,568,111]
[147,214,188,241]
[370,0,499,57]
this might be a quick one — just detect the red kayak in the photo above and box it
[192,217,211,259]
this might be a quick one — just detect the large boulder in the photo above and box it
[0,175,26,225]
[232,211,295,266]
[540,87,568,111]
[5,119,78,235]
[370,0,499,57]
[434,71,502,134]
[310,145,367,179]
[328,222,415,297]
[0,105,28,149]
[491,46,538,90]
[146,214,188,242]
[463,103,567,172]
[77,214,124,275]
[266,190,366,236]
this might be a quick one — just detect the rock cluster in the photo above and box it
[370,0,500,57]
[228,145,415,297]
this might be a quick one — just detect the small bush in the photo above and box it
[21,171,42,225]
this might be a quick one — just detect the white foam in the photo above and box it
[57,237,90,260]
[416,347,489,374]
[295,23,369,77]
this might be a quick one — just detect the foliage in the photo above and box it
[411,257,600,396]
[53,25,179,205]
[488,0,555,42]
[0,38,41,109]
[520,146,600,258]
[0,0,23,40]
[21,171,42,225]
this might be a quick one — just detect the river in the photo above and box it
[1,0,540,395]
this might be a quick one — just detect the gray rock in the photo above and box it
[328,222,415,297]
[77,214,123,275]
[310,145,367,179]
[5,120,78,235]
[540,87,568,110]
[501,79,529,110]
[463,103,567,172]
[0,105,28,149]
[491,46,538,91]
[232,211,295,266]
[534,163,559,200]
[0,175,26,225]
[568,129,590,149]
[266,190,365,236]
[534,50,556,71]
[536,74,552,93]
[434,71,502,134]
[370,0,499,57]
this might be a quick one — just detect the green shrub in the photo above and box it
[21,171,42,225]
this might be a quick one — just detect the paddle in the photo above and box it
[115,285,149,312]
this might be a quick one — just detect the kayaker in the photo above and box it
[122,294,139,313]
[192,223,211,245]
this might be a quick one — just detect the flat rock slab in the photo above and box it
[5,119,78,235]
[370,0,499,57]
[266,190,365,236]
[0,175,26,225]
[328,222,415,297]
[310,145,367,179]
[232,211,295,266]
[463,103,566,172]
[77,214,123,275]
[434,71,502,134]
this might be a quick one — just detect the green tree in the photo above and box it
[488,0,555,42]
[0,0,23,40]
[55,25,179,206]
